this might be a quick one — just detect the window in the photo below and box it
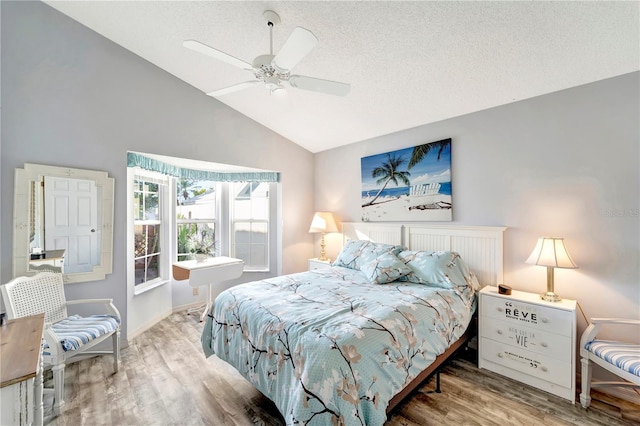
[133,179,162,285]
[174,179,272,271]
[231,182,269,271]
[176,179,217,261]
[129,170,171,293]
[127,152,280,286]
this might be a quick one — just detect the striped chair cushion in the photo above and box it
[49,314,120,352]
[585,339,640,377]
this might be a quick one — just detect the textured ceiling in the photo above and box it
[43,1,639,153]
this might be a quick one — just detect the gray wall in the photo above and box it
[315,72,640,343]
[1,1,315,339]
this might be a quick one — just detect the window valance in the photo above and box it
[127,152,280,182]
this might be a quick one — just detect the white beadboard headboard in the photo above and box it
[341,222,506,287]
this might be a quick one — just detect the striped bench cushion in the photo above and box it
[585,339,640,377]
[49,314,120,352]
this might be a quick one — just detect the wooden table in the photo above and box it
[1,314,45,426]
[173,256,244,321]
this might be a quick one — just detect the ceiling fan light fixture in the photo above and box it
[270,86,286,96]
[264,76,281,90]
[264,77,286,95]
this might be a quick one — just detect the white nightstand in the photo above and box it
[308,258,331,271]
[478,286,577,403]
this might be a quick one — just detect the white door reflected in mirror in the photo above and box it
[44,176,99,273]
[13,163,114,283]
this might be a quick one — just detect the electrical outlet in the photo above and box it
[192,288,199,296]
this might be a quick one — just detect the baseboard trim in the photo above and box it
[172,302,206,313]
[127,308,172,340]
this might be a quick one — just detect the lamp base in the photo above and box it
[318,232,328,262]
[541,291,562,302]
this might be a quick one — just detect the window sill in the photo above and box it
[134,278,169,296]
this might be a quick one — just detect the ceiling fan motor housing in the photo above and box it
[252,54,289,86]
[252,54,275,69]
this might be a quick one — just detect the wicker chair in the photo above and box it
[1,272,121,414]
[579,318,640,408]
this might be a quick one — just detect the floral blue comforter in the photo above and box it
[202,265,476,425]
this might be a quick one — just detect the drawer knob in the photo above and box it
[498,353,504,358]
[541,318,549,324]
[541,366,548,372]
[497,307,504,313]
[541,342,548,348]
[497,329,503,335]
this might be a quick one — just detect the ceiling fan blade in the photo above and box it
[206,81,260,97]
[272,27,318,71]
[289,75,350,97]
[183,40,253,70]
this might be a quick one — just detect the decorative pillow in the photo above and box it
[398,250,480,290]
[359,252,412,284]
[332,239,404,271]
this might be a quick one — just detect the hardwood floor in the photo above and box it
[44,311,640,426]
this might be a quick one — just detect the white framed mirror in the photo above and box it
[13,163,114,283]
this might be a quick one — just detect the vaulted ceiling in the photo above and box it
[44,1,639,153]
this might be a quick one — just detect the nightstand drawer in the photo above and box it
[480,337,572,388]
[481,317,570,362]
[481,294,572,336]
[308,258,331,270]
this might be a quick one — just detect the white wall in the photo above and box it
[314,72,639,341]
[1,1,315,340]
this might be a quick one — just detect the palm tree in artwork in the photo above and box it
[363,153,411,207]
[408,138,451,170]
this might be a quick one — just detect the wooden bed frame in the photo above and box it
[341,222,506,414]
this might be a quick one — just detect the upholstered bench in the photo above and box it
[580,318,640,408]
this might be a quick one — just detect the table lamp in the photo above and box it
[526,237,577,302]
[309,212,338,261]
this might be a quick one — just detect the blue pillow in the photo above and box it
[332,240,404,271]
[398,250,479,290]
[359,252,412,284]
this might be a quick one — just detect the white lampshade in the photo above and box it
[526,237,577,269]
[526,237,577,302]
[308,212,338,234]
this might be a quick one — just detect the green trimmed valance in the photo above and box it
[127,152,280,182]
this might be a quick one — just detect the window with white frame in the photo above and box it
[174,179,272,271]
[130,171,170,290]
[176,179,217,261]
[231,181,270,271]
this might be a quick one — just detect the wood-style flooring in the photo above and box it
[44,311,640,426]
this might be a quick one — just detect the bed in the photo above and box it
[201,223,505,425]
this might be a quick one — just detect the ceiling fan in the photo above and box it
[183,10,350,97]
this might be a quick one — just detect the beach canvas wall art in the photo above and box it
[361,138,452,221]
